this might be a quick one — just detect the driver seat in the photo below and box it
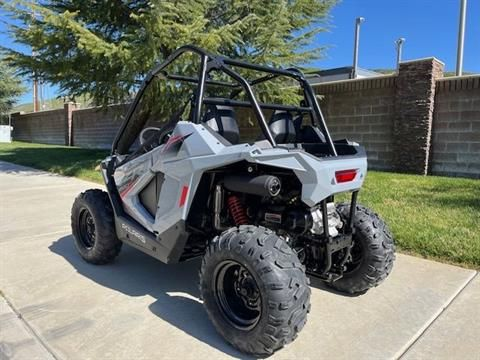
[202,105,240,145]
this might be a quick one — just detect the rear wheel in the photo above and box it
[71,189,122,264]
[329,204,395,295]
[200,225,310,356]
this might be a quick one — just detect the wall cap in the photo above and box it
[311,74,396,87]
[72,102,128,112]
[10,108,64,116]
[399,57,445,66]
[437,74,480,81]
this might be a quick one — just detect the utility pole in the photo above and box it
[31,9,40,112]
[456,0,467,76]
[33,72,40,112]
[395,38,406,73]
[352,17,365,79]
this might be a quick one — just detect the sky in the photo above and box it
[1,0,479,105]
[313,0,480,72]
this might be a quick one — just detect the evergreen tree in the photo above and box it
[0,59,25,120]
[1,0,336,106]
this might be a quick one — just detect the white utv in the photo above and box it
[71,45,395,356]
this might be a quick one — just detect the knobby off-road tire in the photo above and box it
[330,203,395,295]
[200,225,311,357]
[71,189,122,264]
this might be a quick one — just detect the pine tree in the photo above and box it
[1,0,336,106]
[0,59,25,120]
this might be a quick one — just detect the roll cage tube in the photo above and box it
[111,45,337,156]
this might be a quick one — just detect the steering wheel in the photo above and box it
[138,125,177,153]
[139,127,161,146]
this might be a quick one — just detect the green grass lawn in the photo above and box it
[0,141,108,183]
[1,141,479,269]
[355,172,479,269]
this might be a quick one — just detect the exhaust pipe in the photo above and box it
[223,175,281,197]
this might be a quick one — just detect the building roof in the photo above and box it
[305,66,382,85]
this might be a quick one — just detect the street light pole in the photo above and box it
[352,17,365,79]
[395,38,406,73]
[456,0,467,76]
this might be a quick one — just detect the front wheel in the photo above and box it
[200,225,310,356]
[71,189,122,264]
[329,204,396,295]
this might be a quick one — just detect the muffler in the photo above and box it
[223,175,281,197]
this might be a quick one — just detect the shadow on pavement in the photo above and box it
[0,161,46,175]
[49,235,252,359]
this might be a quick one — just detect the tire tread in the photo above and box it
[200,225,310,356]
[71,189,122,265]
[330,203,395,294]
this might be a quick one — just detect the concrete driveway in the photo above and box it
[0,161,478,360]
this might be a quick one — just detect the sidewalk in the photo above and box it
[0,161,478,360]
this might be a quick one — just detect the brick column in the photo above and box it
[64,102,76,146]
[393,58,444,174]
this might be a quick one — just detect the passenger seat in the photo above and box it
[268,110,297,144]
[203,105,240,145]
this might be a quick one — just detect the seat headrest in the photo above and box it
[203,105,240,145]
[269,110,296,144]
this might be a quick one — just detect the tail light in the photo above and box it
[335,169,357,183]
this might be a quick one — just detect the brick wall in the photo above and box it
[430,76,480,178]
[72,104,127,149]
[314,76,396,170]
[11,108,66,145]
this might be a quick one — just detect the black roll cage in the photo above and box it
[112,45,337,156]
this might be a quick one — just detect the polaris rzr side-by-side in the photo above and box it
[71,45,395,356]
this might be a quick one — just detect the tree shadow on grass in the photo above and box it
[49,235,253,359]
[414,182,480,211]
[0,146,108,179]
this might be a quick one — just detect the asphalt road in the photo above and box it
[0,161,478,360]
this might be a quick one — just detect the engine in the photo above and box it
[218,173,345,240]
[260,202,344,240]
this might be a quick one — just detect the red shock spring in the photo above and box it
[227,195,249,225]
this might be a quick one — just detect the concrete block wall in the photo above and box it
[430,76,480,178]
[11,108,66,145]
[314,76,396,170]
[72,104,127,149]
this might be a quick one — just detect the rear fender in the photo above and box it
[246,147,367,207]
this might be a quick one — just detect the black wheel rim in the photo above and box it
[213,260,261,331]
[78,208,96,249]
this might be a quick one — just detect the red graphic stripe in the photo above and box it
[162,134,184,153]
[179,185,189,207]
[120,179,137,199]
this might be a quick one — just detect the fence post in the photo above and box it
[64,102,76,146]
[393,58,444,174]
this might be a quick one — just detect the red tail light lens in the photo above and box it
[335,169,357,183]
